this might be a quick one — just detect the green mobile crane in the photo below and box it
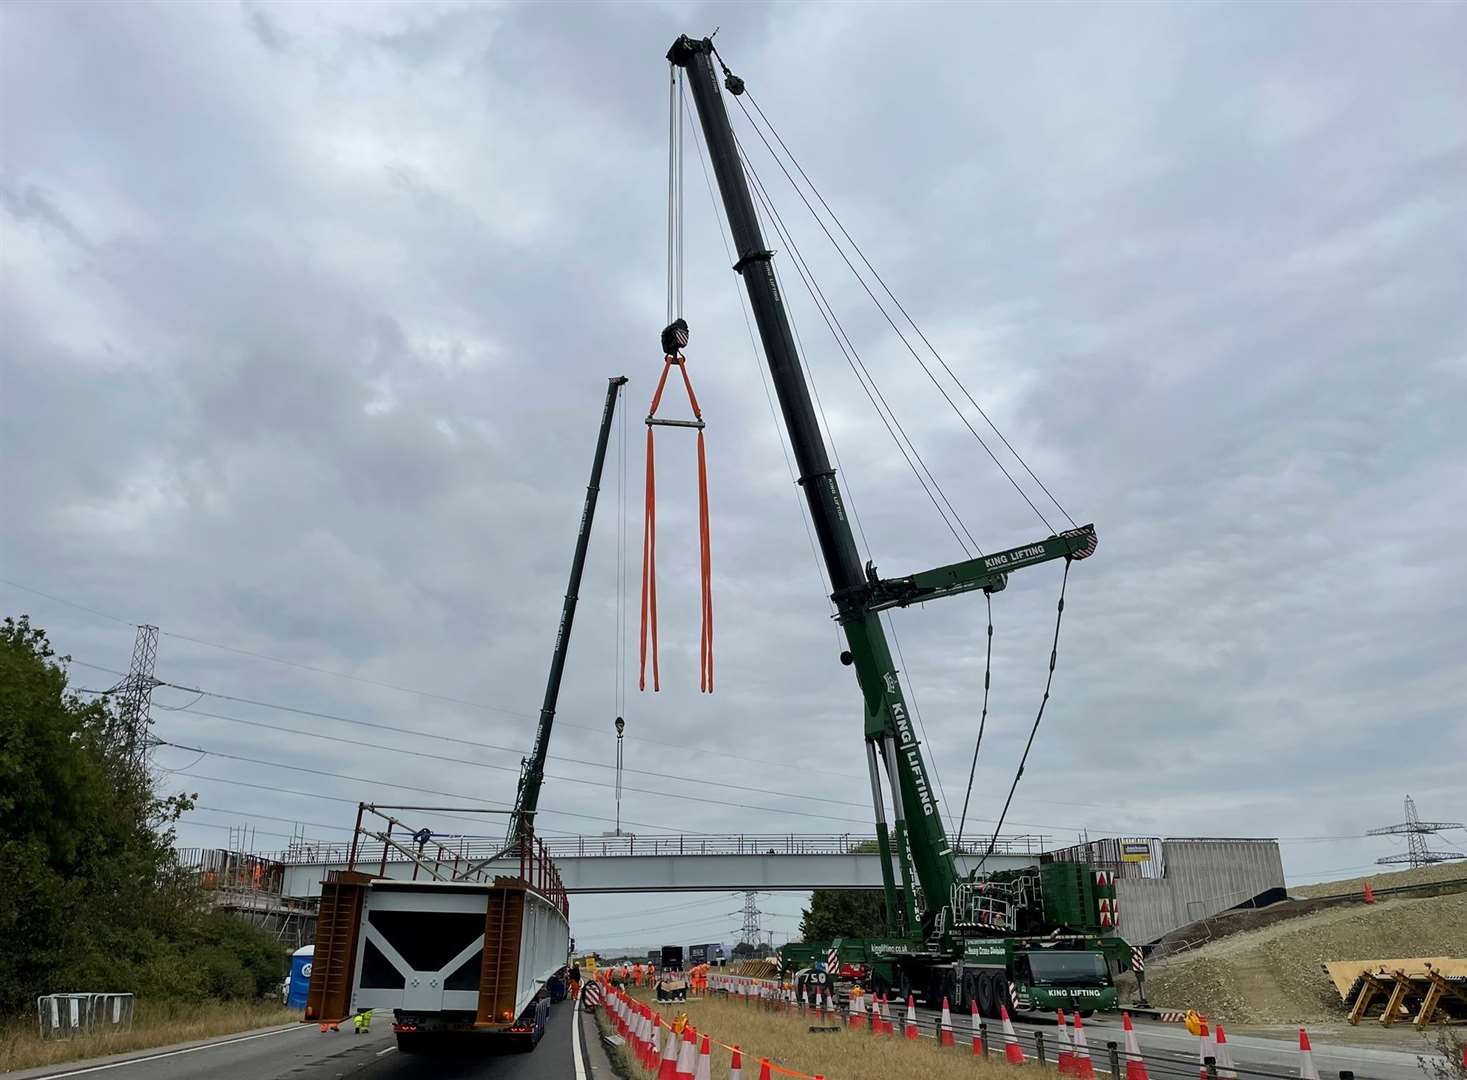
[667,35,1130,1015]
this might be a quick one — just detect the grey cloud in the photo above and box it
[3,0,1465,946]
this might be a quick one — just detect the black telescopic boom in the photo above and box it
[509,376,629,842]
[669,35,957,936]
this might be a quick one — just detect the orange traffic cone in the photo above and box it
[1298,1028,1320,1080]
[1363,881,1375,904]
[728,1046,743,1080]
[1121,1013,1150,1080]
[1072,1011,1096,1080]
[904,994,919,1040]
[1000,1004,1025,1065]
[972,1000,985,1056]
[1196,1020,1212,1080]
[1056,1010,1077,1075]
[657,1017,679,1080]
[850,992,866,1030]
[1214,1023,1237,1080]
[675,1025,696,1080]
[757,1059,773,1080]
[940,996,955,1047]
[694,1034,712,1080]
[646,1015,660,1071]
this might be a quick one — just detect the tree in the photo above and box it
[799,890,888,942]
[797,839,890,942]
[0,616,280,1015]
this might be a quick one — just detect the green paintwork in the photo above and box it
[861,525,1097,614]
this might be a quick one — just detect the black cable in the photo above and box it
[977,562,1069,871]
[165,763,676,835]
[159,729,877,828]
[157,695,874,813]
[735,92,1060,535]
[956,593,994,850]
[22,582,857,776]
[736,134,978,557]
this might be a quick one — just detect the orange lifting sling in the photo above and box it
[640,319,713,693]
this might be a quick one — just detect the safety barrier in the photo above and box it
[678,975,1355,1080]
[36,994,135,1039]
[602,982,827,1080]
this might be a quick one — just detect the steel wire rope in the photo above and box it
[733,90,1064,535]
[955,593,995,851]
[735,135,977,557]
[615,377,627,722]
[733,137,962,815]
[975,561,1070,871]
[741,90,1077,530]
[682,80,834,616]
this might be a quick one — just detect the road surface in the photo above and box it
[14,999,599,1080]
[906,1004,1425,1080]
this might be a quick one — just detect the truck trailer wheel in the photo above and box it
[395,1033,428,1054]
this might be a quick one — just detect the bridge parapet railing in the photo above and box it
[270,832,1050,864]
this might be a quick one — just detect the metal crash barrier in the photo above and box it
[37,993,135,1039]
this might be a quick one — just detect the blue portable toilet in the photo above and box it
[287,945,314,1010]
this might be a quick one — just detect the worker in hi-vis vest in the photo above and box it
[353,1009,372,1034]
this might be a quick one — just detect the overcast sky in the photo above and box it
[3,1,1465,949]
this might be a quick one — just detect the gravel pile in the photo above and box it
[1134,893,1467,1023]
[1290,860,1467,899]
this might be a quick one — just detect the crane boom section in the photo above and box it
[509,376,628,843]
[670,35,952,933]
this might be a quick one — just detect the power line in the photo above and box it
[155,736,877,829]
[163,762,678,835]
[12,577,861,781]
[151,683,873,813]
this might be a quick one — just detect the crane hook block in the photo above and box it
[640,344,714,694]
[661,319,690,356]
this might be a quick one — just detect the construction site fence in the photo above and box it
[703,975,1391,1080]
[272,831,1052,865]
[37,994,134,1040]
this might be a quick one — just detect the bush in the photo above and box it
[0,617,286,1016]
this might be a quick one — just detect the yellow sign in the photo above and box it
[1121,841,1152,863]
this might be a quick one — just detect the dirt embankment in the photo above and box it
[1132,892,1467,1024]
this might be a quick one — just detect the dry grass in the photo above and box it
[604,988,1049,1080]
[0,999,297,1073]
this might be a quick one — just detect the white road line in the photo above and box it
[376,1046,396,1057]
[28,1025,309,1078]
[572,999,588,1080]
